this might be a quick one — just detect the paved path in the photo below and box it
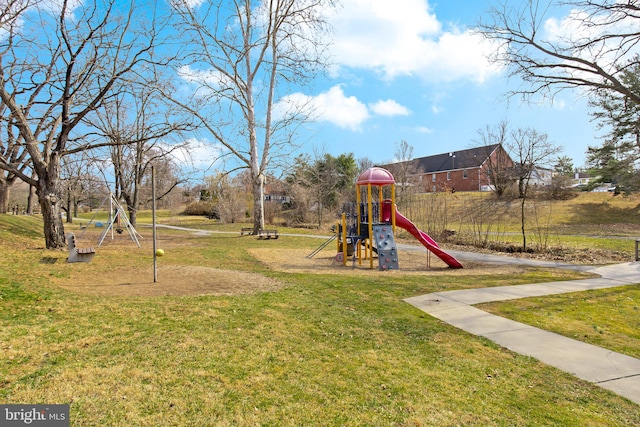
[404,257,640,405]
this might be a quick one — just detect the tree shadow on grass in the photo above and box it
[567,202,640,225]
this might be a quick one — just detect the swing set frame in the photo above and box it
[79,192,142,247]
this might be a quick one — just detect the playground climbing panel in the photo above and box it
[372,224,399,270]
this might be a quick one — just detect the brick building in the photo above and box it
[383,144,514,193]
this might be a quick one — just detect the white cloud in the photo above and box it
[278,85,370,131]
[170,137,223,171]
[177,65,224,86]
[38,0,84,16]
[315,86,369,130]
[176,65,236,101]
[327,0,501,83]
[369,99,410,117]
[414,126,433,134]
[276,86,412,130]
[170,0,205,9]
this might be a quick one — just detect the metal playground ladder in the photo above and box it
[306,234,337,258]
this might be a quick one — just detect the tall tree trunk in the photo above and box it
[26,184,36,214]
[121,192,136,227]
[66,188,73,223]
[521,196,527,251]
[36,171,66,249]
[38,188,67,249]
[252,173,265,232]
[0,180,9,214]
[129,207,137,228]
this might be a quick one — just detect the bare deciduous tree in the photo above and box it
[476,120,561,250]
[357,157,374,174]
[508,127,561,250]
[474,121,516,198]
[205,172,248,223]
[0,105,31,213]
[60,152,98,223]
[389,140,416,200]
[0,0,171,248]
[169,0,336,233]
[88,85,192,226]
[476,0,640,104]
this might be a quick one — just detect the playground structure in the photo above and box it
[79,192,142,248]
[336,167,463,270]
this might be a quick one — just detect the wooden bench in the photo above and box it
[66,233,96,263]
[257,229,278,239]
[240,227,254,236]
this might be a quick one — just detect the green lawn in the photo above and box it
[400,191,640,254]
[1,214,639,426]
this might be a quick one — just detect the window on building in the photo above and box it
[432,173,436,182]
[447,171,451,180]
[463,169,468,179]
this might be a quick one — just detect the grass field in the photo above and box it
[1,212,639,426]
[396,191,640,257]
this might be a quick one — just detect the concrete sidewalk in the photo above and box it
[404,259,640,405]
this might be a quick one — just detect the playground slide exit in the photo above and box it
[382,201,463,269]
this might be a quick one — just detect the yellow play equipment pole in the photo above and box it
[391,183,396,233]
[341,213,347,266]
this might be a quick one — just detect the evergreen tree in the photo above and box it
[589,60,640,191]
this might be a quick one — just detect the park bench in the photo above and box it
[240,227,254,235]
[257,229,279,239]
[66,233,96,263]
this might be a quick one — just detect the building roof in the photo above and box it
[382,144,501,174]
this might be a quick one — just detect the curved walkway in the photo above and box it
[404,255,640,405]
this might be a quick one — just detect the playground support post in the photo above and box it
[356,184,362,236]
[391,186,396,234]
[341,213,348,266]
[152,166,157,283]
[367,183,374,269]
[336,218,340,257]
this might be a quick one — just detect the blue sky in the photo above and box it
[286,0,600,169]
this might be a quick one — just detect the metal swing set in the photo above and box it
[79,192,142,247]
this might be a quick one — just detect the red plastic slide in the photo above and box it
[382,201,463,269]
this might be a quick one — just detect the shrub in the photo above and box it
[183,201,215,216]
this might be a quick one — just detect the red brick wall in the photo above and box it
[417,167,485,192]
